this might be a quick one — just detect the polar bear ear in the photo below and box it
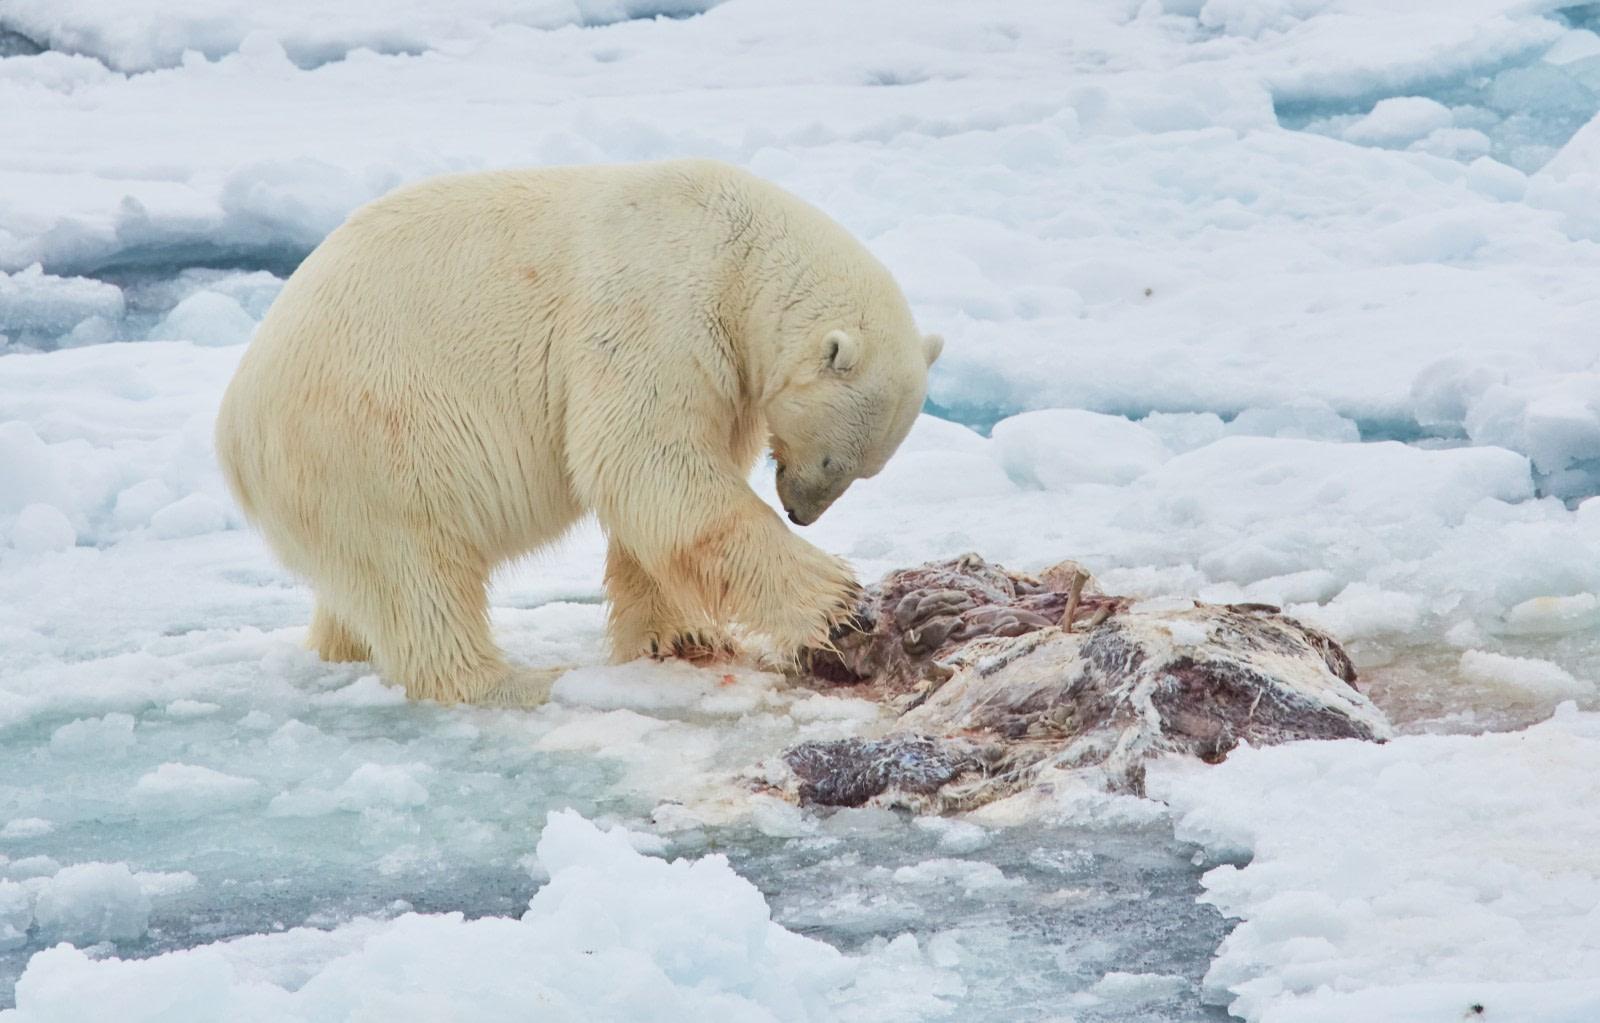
[923,333,944,367]
[824,329,861,374]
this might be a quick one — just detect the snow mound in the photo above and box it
[0,810,959,1023]
[1149,707,1600,1021]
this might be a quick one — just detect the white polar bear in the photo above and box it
[215,159,941,705]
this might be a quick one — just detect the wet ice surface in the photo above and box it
[0,642,1232,1018]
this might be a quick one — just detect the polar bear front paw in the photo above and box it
[645,627,740,664]
[767,556,863,659]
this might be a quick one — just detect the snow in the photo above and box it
[1150,706,1600,1022]
[3,0,1600,1018]
[8,507,73,554]
[993,409,1173,489]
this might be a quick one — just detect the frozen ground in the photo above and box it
[3,0,1600,1019]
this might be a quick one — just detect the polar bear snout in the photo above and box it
[777,467,846,527]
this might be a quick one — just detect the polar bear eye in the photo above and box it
[821,456,833,471]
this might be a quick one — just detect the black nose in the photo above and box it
[786,508,800,524]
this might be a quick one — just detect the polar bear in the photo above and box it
[215,159,941,705]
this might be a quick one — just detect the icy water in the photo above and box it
[6,626,1578,1014]
[0,705,1230,1018]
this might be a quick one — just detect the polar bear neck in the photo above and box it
[705,169,894,408]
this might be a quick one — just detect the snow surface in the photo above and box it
[1151,706,1600,1022]
[4,0,1600,1019]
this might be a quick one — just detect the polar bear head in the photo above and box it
[766,322,943,526]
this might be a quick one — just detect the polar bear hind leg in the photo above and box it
[307,604,371,663]
[302,521,528,704]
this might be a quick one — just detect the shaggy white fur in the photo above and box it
[215,159,940,704]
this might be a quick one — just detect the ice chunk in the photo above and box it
[31,863,152,944]
[1226,401,1359,443]
[132,763,263,816]
[1408,355,1511,431]
[1461,374,1600,480]
[1458,649,1595,700]
[1342,97,1453,147]
[0,264,123,346]
[48,713,136,759]
[1545,29,1600,66]
[1075,970,1188,1007]
[0,881,31,951]
[1139,411,1226,454]
[332,763,431,810]
[0,423,69,516]
[1500,593,1600,636]
[1288,583,1422,641]
[0,819,54,840]
[991,409,1171,489]
[9,504,75,553]
[535,708,669,753]
[1376,212,1487,263]
[268,763,432,817]
[1465,156,1528,201]
[110,480,177,531]
[6,857,60,881]
[148,290,257,347]
[163,699,222,719]
[1409,127,1491,161]
[747,796,816,839]
[891,858,1021,893]
[308,675,407,708]
[1485,64,1597,121]
[910,817,990,854]
[148,493,230,539]
[1139,437,1533,532]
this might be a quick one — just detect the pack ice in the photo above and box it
[4,0,1600,1020]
